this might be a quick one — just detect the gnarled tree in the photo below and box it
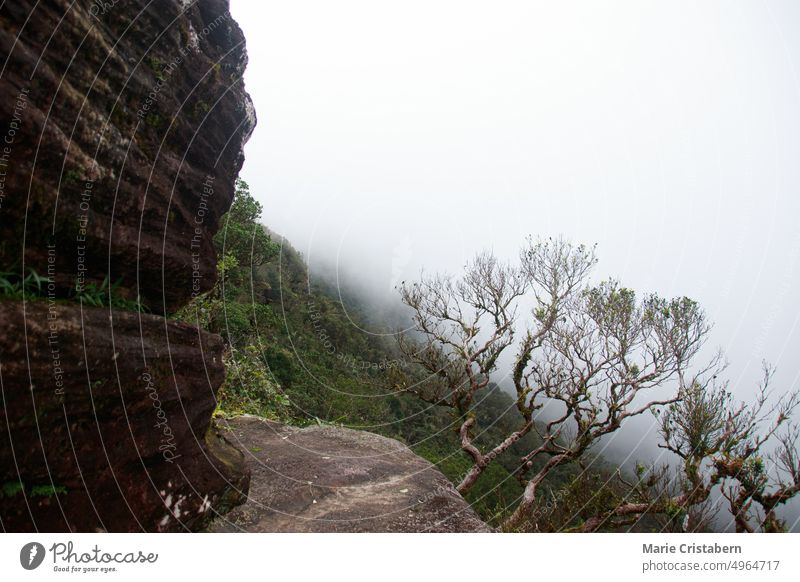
[572,364,800,532]
[396,238,800,531]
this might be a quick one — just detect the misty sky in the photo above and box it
[229,0,800,471]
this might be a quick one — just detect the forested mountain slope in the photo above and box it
[177,180,616,529]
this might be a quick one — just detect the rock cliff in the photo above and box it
[0,0,253,531]
[0,0,253,314]
[0,301,248,531]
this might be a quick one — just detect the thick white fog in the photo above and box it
[229,0,800,525]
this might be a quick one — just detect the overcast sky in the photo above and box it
[229,0,800,465]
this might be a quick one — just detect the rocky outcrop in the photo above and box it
[0,0,253,313]
[0,301,248,531]
[0,0,253,531]
[207,416,492,533]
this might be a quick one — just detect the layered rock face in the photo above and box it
[0,0,253,531]
[0,0,253,313]
[0,302,248,531]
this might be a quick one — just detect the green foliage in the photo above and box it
[0,481,66,499]
[212,301,251,346]
[176,180,290,420]
[214,179,278,277]
[75,277,147,311]
[145,112,163,128]
[147,56,165,81]
[63,168,83,185]
[0,269,146,311]
[218,344,291,421]
[193,99,210,118]
[0,268,49,298]
[30,484,67,498]
[1,481,24,498]
[263,346,295,387]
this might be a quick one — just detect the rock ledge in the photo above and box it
[207,416,492,533]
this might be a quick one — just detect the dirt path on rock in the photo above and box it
[206,416,492,533]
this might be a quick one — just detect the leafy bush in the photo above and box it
[218,345,291,421]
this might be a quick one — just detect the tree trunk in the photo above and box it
[456,421,533,495]
[457,464,485,494]
[502,454,567,530]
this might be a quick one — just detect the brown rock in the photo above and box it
[0,0,254,532]
[0,300,249,531]
[207,416,492,533]
[0,0,254,314]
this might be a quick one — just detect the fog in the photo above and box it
[229,1,800,528]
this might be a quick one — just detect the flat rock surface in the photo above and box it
[207,416,492,533]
